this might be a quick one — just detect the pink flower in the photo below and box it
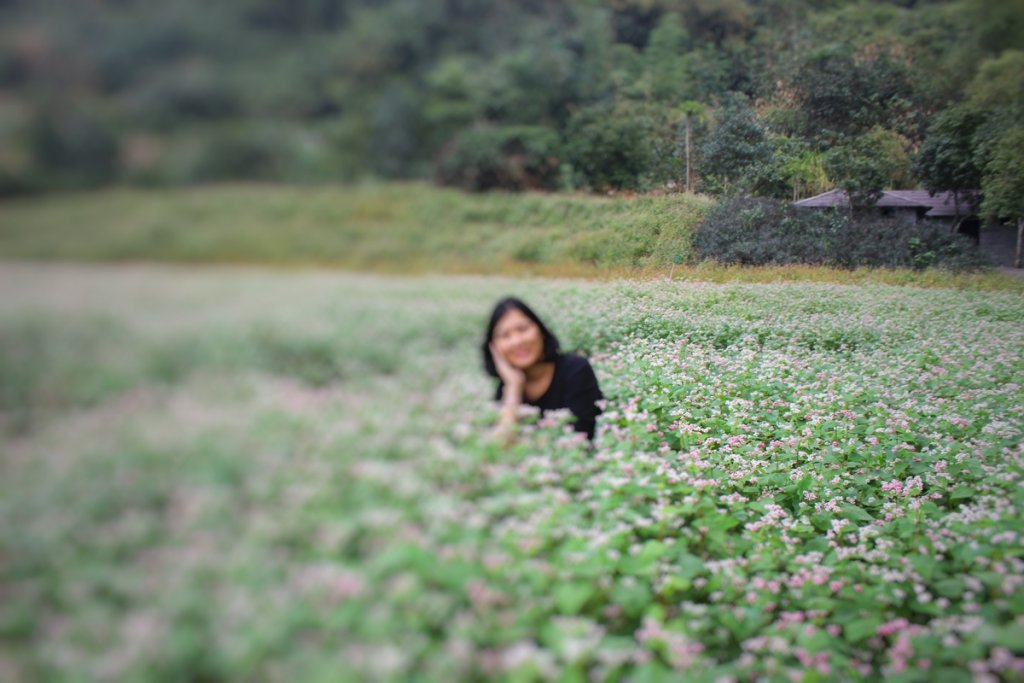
[877,618,909,638]
[881,480,903,494]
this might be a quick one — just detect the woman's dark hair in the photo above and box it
[482,297,561,378]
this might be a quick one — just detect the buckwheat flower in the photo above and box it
[881,480,903,494]
[877,618,910,638]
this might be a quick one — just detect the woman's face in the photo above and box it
[492,308,545,370]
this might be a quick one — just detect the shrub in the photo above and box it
[435,125,561,192]
[694,197,839,266]
[129,69,241,130]
[696,197,991,270]
[28,110,119,190]
[562,105,656,191]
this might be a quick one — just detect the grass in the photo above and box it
[2,182,1021,291]
[0,181,710,271]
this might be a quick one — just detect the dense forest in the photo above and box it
[0,0,1022,220]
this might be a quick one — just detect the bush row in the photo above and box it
[695,197,991,271]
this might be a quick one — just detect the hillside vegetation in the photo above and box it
[0,182,711,271]
[3,182,1022,289]
[1,0,1022,229]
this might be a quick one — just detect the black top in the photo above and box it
[495,353,603,440]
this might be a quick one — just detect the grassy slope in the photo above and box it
[0,182,710,270]
[1,182,1021,291]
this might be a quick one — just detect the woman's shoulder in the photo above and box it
[556,353,596,376]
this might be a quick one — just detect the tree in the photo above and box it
[570,3,615,104]
[978,125,1024,267]
[368,79,422,178]
[967,49,1024,113]
[421,56,487,153]
[643,12,691,103]
[699,94,769,195]
[29,108,119,189]
[767,136,829,201]
[435,124,561,192]
[969,50,1024,266]
[676,0,754,45]
[969,0,1024,56]
[824,129,905,214]
[914,104,983,231]
[792,45,912,139]
[563,103,655,190]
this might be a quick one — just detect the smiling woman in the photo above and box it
[482,297,603,441]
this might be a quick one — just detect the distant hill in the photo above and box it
[0,0,1021,199]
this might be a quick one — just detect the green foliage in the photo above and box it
[0,315,138,433]
[967,49,1024,112]
[28,109,119,190]
[969,0,1024,55]
[824,129,909,210]
[914,104,984,210]
[695,196,991,270]
[792,45,912,138]
[563,105,656,191]
[968,50,1024,226]
[435,125,562,192]
[484,36,577,125]
[643,12,692,103]
[0,0,1018,198]
[421,56,488,150]
[367,79,423,178]
[698,95,770,195]
[129,67,242,130]
[978,125,1024,222]
[770,137,831,201]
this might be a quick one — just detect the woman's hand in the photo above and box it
[490,343,525,391]
[490,343,524,443]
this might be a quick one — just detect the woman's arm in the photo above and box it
[490,343,525,437]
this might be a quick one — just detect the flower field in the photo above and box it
[1,263,1022,682]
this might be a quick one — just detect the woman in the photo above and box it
[482,297,603,441]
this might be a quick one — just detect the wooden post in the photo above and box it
[685,116,692,193]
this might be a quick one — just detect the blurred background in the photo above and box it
[1,0,1022,201]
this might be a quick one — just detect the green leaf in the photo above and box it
[611,580,653,617]
[933,578,965,598]
[659,575,691,599]
[630,661,674,683]
[554,582,594,615]
[840,504,874,523]
[704,515,741,532]
[949,487,975,500]
[845,617,881,642]
[556,664,588,683]
[676,553,705,580]
[619,542,667,577]
[910,554,939,581]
